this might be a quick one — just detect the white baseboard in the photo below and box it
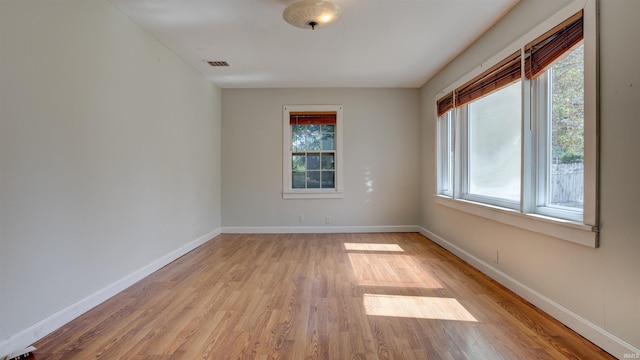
[221,225,420,234]
[418,226,639,359]
[0,228,221,359]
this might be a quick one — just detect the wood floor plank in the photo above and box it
[32,233,615,359]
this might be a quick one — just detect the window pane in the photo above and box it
[550,43,584,209]
[292,134,306,151]
[307,153,320,170]
[321,125,335,133]
[307,134,321,150]
[293,125,306,133]
[309,125,320,134]
[321,134,334,150]
[468,81,521,202]
[292,154,306,171]
[321,171,335,188]
[321,153,335,170]
[307,171,321,188]
[292,171,306,188]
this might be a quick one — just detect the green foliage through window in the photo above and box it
[551,44,584,164]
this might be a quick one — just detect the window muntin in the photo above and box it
[283,105,343,199]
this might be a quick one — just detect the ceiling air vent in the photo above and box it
[205,60,230,67]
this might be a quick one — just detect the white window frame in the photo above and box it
[283,104,344,199]
[434,0,598,248]
[436,110,454,197]
[457,83,523,211]
[530,52,585,223]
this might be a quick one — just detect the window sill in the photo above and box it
[283,190,344,199]
[434,195,598,248]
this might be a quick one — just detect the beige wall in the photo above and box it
[0,0,222,345]
[221,88,420,229]
[420,0,640,355]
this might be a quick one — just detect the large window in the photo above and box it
[533,42,585,221]
[435,0,598,247]
[466,81,522,207]
[283,105,343,199]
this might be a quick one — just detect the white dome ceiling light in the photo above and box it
[283,0,342,30]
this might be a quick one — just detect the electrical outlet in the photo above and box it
[325,216,331,224]
[298,214,305,223]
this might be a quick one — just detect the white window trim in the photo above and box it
[434,194,597,247]
[282,104,344,199]
[436,111,454,197]
[433,0,598,247]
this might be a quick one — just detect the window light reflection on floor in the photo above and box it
[343,243,404,252]
[348,253,443,288]
[363,294,478,322]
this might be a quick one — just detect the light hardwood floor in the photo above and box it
[33,233,614,359]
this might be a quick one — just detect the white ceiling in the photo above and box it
[108,0,520,88]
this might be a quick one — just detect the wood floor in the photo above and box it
[33,233,614,359]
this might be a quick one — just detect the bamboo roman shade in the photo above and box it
[290,111,337,125]
[436,92,454,117]
[525,10,583,79]
[454,51,522,108]
[435,51,521,115]
[435,10,583,116]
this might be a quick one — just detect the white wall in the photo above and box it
[222,88,420,230]
[420,0,640,356]
[0,0,222,351]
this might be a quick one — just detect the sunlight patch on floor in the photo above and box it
[343,243,404,252]
[348,253,443,288]
[363,294,478,322]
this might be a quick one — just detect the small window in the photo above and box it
[283,105,343,199]
[437,109,454,197]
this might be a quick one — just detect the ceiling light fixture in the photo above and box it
[283,0,342,30]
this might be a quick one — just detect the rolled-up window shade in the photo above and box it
[454,51,521,107]
[437,92,454,117]
[290,111,337,125]
[525,10,583,80]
